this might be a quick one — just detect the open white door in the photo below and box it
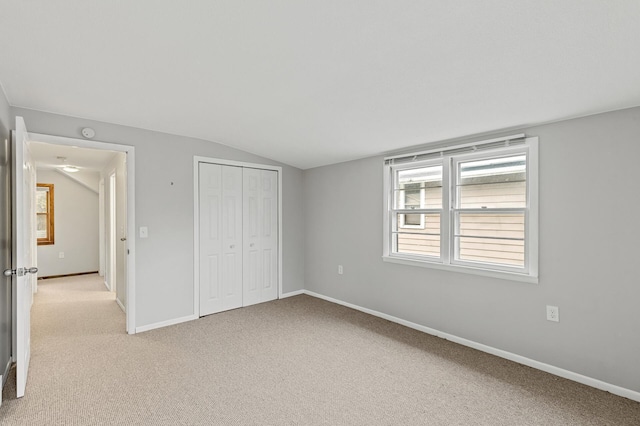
[10,117,37,398]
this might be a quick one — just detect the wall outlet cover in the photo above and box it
[546,305,559,322]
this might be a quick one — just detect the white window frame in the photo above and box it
[383,136,538,283]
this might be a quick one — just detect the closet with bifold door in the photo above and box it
[198,162,278,316]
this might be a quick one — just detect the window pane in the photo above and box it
[404,183,421,208]
[394,186,443,209]
[456,236,524,267]
[394,165,443,209]
[457,213,524,239]
[395,233,440,257]
[37,214,48,238]
[396,213,440,232]
[455,213,524,267]
[397,165,442,189]
[404,213,421,227]
[36,188,49,213]
[457,155,526,208]
[36,184,54,245]
[394,213,440,257]
[458,181,525,209]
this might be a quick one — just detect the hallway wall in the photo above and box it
[36,169,99,277]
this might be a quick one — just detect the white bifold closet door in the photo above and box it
[242,167,278,307]
[199,164,243,315]
[199,163,278,316]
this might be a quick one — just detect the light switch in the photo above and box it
[139,226,148,239]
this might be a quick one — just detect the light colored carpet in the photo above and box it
[0,274,638,425]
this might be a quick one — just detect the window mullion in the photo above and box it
[441,158,451,264]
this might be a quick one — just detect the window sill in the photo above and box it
[382,255,539,284]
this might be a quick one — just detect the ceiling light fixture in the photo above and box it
[62,166,79,173]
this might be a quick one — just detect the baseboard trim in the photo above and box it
[103,280,110,291]
[303,290,640,403]
[280,290,305,299]
[115,298,126,313]
[135,314,198,334]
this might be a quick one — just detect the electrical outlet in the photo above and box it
[546,305,559,322]
[139,226,148,238]
[58,252,65,259]
[338,265,343,275]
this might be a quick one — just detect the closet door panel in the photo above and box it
[243,168,278,306]
[243,168,262,306]
[260,170,278,300]
[199,164,242,316]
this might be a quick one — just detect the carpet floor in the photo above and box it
[0,274,638,425]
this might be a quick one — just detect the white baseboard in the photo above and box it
[115,298,126,313]
[103,280,110,291]
[303,290,640,403]
[135,314,198,334]
[280,289,305,299]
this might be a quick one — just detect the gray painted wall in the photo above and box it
[35,169,99,277]
[58,169,100,193]
[12,107,305,328]
[303,106,640,393]
[0,86,12,383]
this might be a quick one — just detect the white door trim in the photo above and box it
[108,171,117,294]
[193,156,283,318]
[28,132,136,334]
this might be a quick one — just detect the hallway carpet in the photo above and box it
[0,274,639,425]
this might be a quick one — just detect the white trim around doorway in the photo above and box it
[28,132,137,334]
[192,156,284,318]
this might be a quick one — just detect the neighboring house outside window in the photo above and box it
[36,183,55,245]
[383,135,538,282]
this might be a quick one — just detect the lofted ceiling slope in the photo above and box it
[1,1,640,169]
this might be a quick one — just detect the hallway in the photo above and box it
[1,274,126,422]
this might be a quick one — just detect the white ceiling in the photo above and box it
[29,141,117,172]
[1,1,639,169]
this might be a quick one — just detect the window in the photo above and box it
[383,135,538,282]
[36,183,55,245]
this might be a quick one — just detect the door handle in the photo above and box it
[3,267,37,277]
[120,237,127,241]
